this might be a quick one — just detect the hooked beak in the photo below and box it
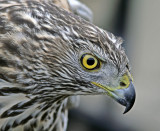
[91,81,136,114]
[112,81,136,113]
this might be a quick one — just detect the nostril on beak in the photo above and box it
[120,82,126,87]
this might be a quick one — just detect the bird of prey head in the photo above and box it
[0,0,135,130]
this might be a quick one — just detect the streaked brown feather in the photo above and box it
[0,0,129,131]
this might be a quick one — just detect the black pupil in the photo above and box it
[87,58,95,65]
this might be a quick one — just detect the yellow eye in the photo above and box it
[80,54,101,70]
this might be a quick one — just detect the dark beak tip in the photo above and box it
[123,93,136,114]
[123,103,134,114]
[123,82,136,114]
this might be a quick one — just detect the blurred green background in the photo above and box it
[67,0,160,131]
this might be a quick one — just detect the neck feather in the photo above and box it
[0,85,69,131]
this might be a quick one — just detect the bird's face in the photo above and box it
[51,34,135,113]
[80,52,135,114]
[0,0,135,113]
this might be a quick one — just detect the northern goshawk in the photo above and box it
[0,0,135,131]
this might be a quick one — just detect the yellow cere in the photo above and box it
[91,74,131,92]
[82,54,98,69]
[120,74,130,88]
